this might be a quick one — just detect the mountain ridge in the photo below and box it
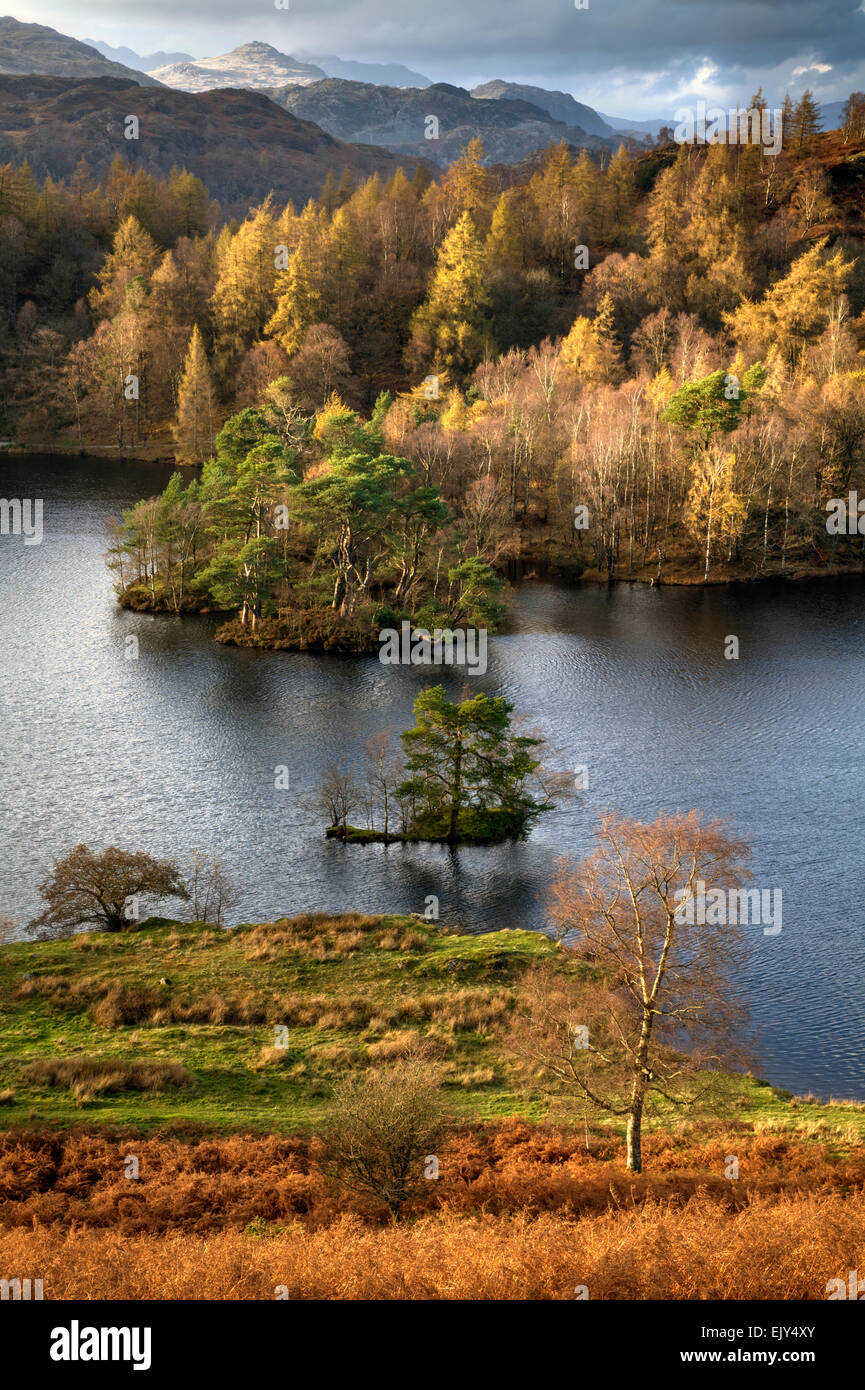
[0,75,422,218]
[472,80,615,139]
[82,39,195,71]
[0,16,162,86]
[267,77,622,167]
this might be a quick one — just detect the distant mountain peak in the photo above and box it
[471,80,615,139]
[150,40,325,92]
[224,41,289,59]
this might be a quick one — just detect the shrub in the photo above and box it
[317,1059,449,1218]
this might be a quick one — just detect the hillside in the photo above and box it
[0,15,161,86]
[0,914,549,1129]
[0,913,860,1135]
[2,916,865,1302]
[267,77,620,166]
[149,41,326,91]
[0,76,417,218]
[472,79,616,138]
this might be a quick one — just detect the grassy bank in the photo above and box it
[3,915,864,1300]
[1,913,863,1140]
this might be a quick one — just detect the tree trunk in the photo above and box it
[703,478,715,582]
[626,1076,645,1172]
[447,736,463,841]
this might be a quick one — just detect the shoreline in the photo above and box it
[113,558,865,658]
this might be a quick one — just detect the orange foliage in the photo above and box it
[1,1193,864,1299]
[0,1121,863,1233]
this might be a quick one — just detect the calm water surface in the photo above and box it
[1,454,863,1098]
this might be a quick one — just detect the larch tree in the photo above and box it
[173,325,217,465]
[440,137,492,231]
[790,89,822,154]
[211,200,279,370]
[560,295,621,384]
[841,92,865,143]
[724,240,853,370]
[265,203,326,356]
[485,189,525,271]
[89,216,161,320]
[407,210,492,375]
[529,142,579,283]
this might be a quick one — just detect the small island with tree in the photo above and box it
[317,685,569,845]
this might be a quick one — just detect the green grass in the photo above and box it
[0,914,552,1131]
[1,913,863,1142]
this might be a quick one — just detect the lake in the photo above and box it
[1,453,863,1099]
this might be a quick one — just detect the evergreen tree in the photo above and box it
[397,686,551,843]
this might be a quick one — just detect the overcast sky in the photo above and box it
[11,0,865,117]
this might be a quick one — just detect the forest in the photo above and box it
[2,90,865,623]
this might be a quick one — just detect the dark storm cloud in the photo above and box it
[24,0,865,110]
[64,0,861,64]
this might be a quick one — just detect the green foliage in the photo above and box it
[662,368,746,446]
[398,685,552,842]
[446,558,506,628]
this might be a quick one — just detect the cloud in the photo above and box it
[792,63,834,75]
[19,0,865,116]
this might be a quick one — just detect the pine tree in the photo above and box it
[173,325,217,464]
